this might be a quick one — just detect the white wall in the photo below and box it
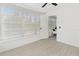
[0,17,1,40]
[57,3,79,47]
[46,3,79,47]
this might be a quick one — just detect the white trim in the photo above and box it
[57,39,79,48]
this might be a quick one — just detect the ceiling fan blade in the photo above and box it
[51,3,58,6]
[42,3,47,8]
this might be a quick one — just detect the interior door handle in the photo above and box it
[59,26,61,29]
[40,28,42,30]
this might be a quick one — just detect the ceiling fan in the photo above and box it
[42,3,58,8]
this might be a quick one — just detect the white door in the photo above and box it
[40,15,48,39]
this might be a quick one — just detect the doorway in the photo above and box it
[48,16,57,39]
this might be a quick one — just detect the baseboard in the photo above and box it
[57,39,79,47]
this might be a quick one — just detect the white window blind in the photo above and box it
[0,6,40,40]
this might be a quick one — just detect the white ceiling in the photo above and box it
[14,3,58,13]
